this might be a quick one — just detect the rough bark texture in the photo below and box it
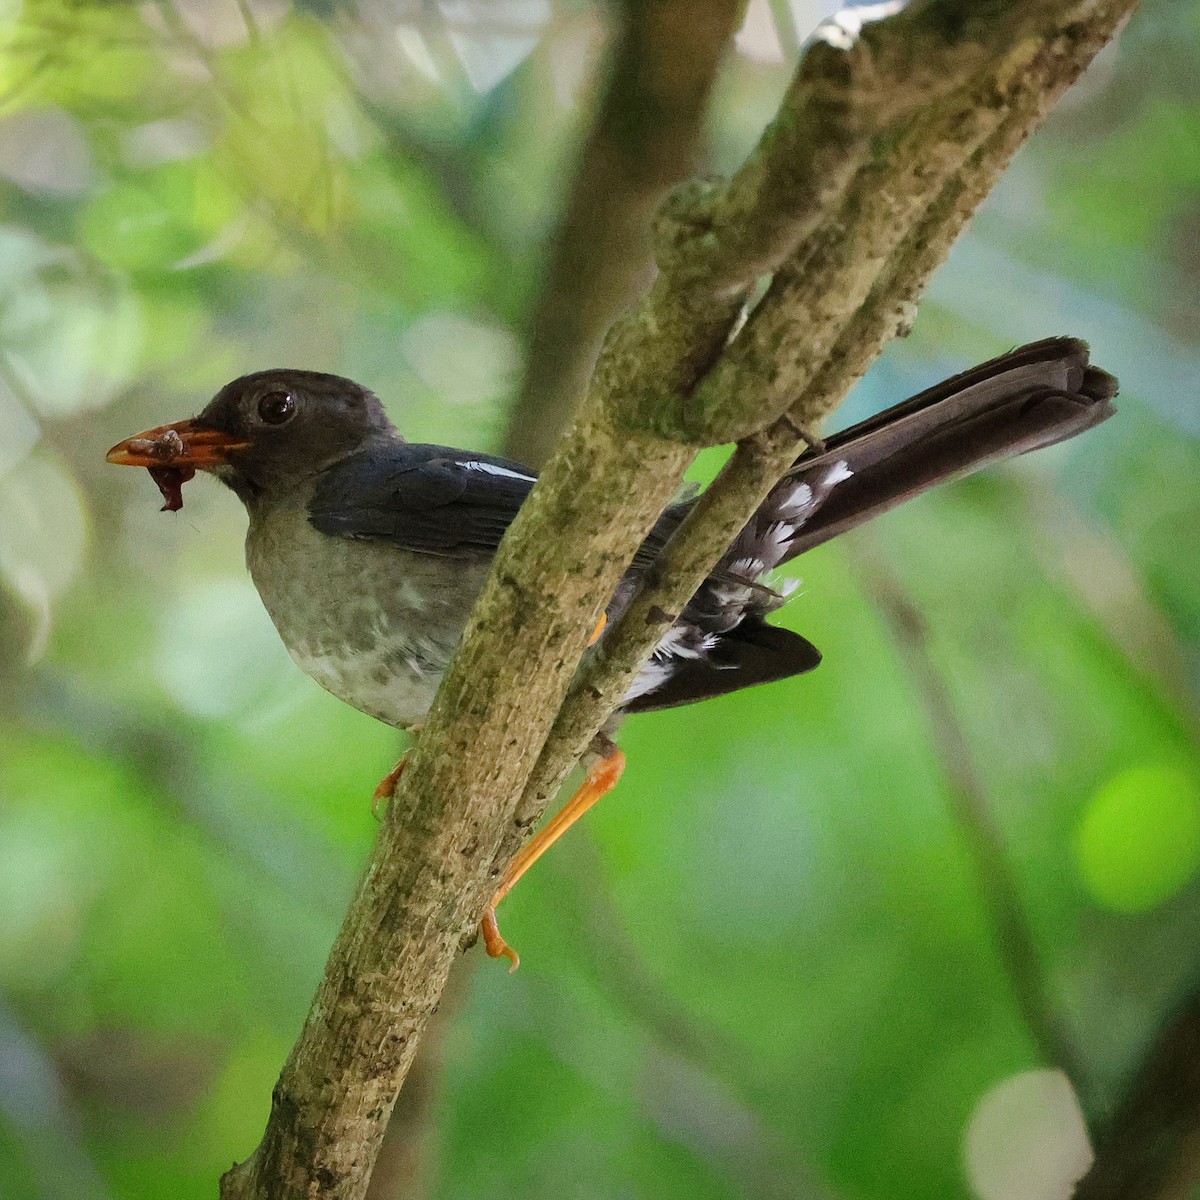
[503,0,747,467]
[360,962,468,1200]
[219,2,1139,1197]
[366,8,749,1184]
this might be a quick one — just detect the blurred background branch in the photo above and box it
[859,548,1092,1098]
[544,830,843,1200]
[1076,987,1200,1199]
[503,0,746,465]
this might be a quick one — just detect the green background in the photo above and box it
[0,2,1197,1198]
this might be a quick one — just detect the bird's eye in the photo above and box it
[257,390,296,425]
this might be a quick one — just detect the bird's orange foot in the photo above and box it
[478,744,625,972]
[480,908,520,972]
[371,755,408,820]
[372,726,422,819]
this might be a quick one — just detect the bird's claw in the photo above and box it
[371,754,408,820]
[481,908,520,972]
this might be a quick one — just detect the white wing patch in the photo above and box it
[461,460,536,481]
[774,481,814,517]
[655,626,720,661]
[813,1,907,50]
[624,658,674,703]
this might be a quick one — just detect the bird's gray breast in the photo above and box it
[245,502,490,728]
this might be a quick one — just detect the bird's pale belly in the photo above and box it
[283,640,442,729]
[245,505,491,728]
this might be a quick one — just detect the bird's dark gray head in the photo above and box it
[198,369,396,501]
[106,369,398,508]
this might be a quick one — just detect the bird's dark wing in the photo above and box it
[309,441,695,562]
[308,443,540,556]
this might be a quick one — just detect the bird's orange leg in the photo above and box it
[371,725,422,820]
[371,757,407,820]
[481,745,626,970]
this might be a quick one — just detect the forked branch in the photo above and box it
[220,3,1138,1197]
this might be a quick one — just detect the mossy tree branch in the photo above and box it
[219,2,1137,1197]
[368,7,750,1183]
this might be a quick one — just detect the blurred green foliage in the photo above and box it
[0,2,1198,1199]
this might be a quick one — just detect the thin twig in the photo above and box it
[855,546,1092,1097]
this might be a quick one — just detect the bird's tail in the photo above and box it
[776,336,1118,560]
[709,336,1117,597]
[624,338,1116,713]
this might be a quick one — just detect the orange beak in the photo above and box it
[106,420,251,468]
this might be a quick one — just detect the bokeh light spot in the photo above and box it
[1075,764,1200,913]
[154,577,295,719]
[964,1069,1092,1200]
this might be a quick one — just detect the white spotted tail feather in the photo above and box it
[622,336,1117,712]
[622,459,853,709]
